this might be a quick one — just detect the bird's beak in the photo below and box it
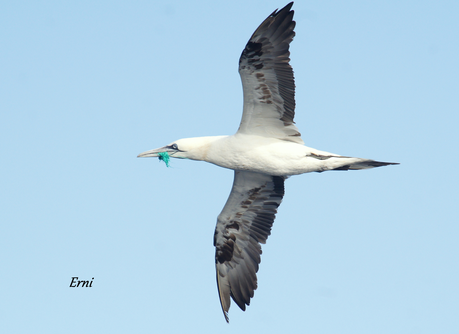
[137,146,173,158]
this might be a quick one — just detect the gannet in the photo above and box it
[138,2,398,322]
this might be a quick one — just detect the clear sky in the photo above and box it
[1,1,458,333]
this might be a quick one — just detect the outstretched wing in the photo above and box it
[237,2,303,144]
[214,171,286,322]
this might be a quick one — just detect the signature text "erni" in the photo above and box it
[70,277,94,287]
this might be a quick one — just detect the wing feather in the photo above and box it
[237,2,303,144]
[214,171,285,322]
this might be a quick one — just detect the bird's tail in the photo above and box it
[307,153,399,172]
[329,158,399,171]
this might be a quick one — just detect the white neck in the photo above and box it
[174,136,228,161]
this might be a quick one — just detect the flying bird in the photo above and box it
[138,2,398,322]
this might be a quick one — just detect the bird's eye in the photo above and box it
[171,144,178,150]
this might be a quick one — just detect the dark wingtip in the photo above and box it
[269,2,294,18]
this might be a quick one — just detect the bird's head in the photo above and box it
[137,136,226,163]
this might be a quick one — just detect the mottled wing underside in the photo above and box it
[237,2,303,144]
[214,171,285,322]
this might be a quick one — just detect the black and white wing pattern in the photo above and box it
[214,171,285,322]
[237,2,303,144]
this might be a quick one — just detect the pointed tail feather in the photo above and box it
[331,159,399,171]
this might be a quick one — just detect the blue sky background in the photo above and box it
[1,1,458,333]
